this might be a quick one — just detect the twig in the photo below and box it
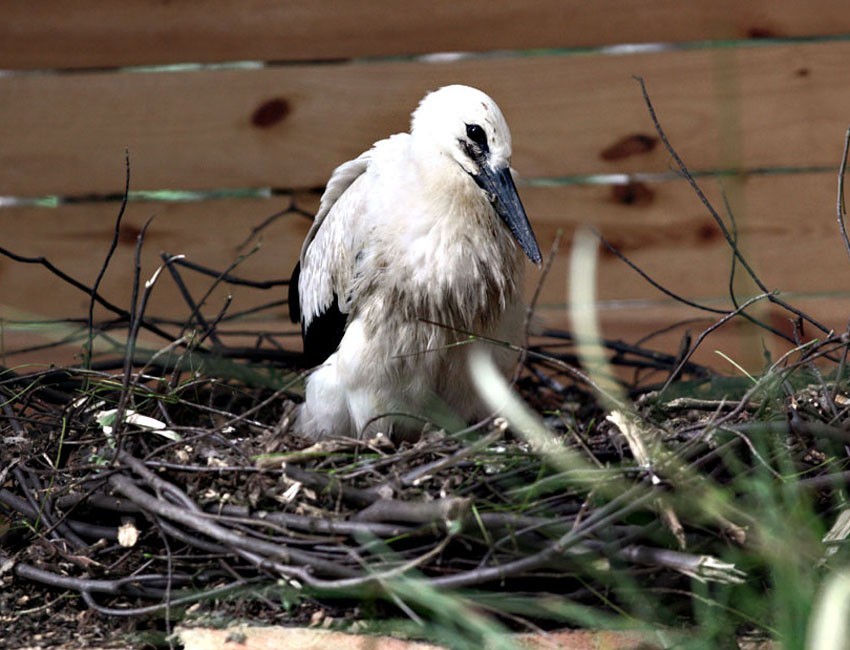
[594,542,746,584]
[353,496,472,525]
[0,482,88,549]
[164,255,289,290]
[533,328,712,380]
[635,75,830,337]
[399,427,505,486]
[111,452,359,578]
[0,247,175,343]
[660,292,773,394]
[236,197,314,252]
[79,578,255,617]
[214,504,413,538]
[837,127,850,263]
[161,253,222,348]
[431,485,658,589]
[515,230,563,385]
[596,232,727,316]
[113,218,168,442]
[85,151,131,374]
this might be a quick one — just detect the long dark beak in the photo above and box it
[472,164,542,264]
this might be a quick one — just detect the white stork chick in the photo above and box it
[289,84,541,439]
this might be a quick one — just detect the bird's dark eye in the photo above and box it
[466,123,487,148]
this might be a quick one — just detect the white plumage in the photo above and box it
[289,85,541,439]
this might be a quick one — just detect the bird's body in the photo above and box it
[290,85,541,439]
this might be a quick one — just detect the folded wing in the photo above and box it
[288,149,374,366]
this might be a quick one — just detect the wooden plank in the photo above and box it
[0,171,846,319]
[0,195,313,325]
[3,1,850,71]
[2,171,847,370]
[2,41,848,198]
[528,171,850,304]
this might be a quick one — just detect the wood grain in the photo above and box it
[1,172,846,330]
[2,1,849,70]
[529,172,850,302]
[2,41,849,198]
[0,196,312,329]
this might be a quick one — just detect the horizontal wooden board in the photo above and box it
[2,1,850,70]
[1,172,847,361]
[532,173,850,302]
[0,195,312,328]
[545,294,850,377]
[3,175,847,373]
[2,41,850,198]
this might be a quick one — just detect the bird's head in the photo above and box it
[410,85,542,265]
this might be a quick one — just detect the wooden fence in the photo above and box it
[2,1,850,370]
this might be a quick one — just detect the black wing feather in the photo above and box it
[289,261,349,367]
[288,261,302,324]
[302,297,348,367]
